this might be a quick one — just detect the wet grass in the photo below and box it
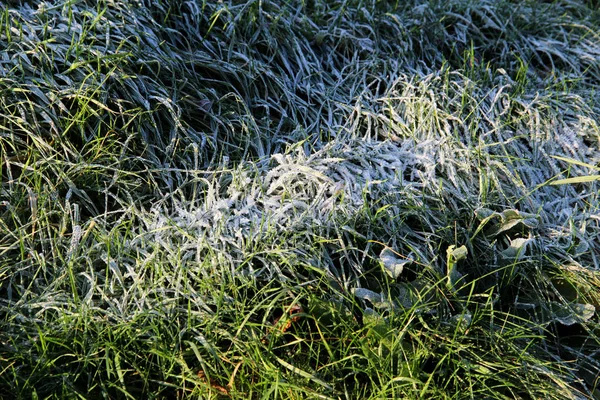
[1,0,600,398]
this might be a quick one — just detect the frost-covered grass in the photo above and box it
[1,0,600,398]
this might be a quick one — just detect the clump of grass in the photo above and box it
[1,0,600,398]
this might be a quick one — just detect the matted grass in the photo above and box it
[1,0,600,398]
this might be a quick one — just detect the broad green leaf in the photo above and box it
[475,208,496,219]
[501,209,522,220]
[380,248,410,279]
[447,245,468,263]
[486,209,540,237]
[450,311,472,332]
[471,208,500,240]
[446,245,468,291]
[501,237,533,259]
[352,288,382,303]
[550,302,595,326]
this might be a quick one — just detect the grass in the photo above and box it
[1,0,600,398]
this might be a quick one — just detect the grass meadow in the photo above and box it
[1,0,600,398]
